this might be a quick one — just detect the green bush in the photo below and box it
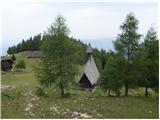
[11,54,16,61]
[14,60,26,71]
[35,87,47,97]
[2,88,22,100]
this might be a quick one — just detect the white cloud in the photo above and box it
[64,7,117,39]
[2,2,158,54]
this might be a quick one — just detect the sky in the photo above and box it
[1,0,158,55]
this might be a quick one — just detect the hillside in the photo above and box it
[1,52,159,119]
[14,51,48,71]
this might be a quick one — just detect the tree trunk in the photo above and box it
[125,80,128,96]
[117,90,120,97]
[108,88,111,96]
[145,86,148,97]
[126,40,130,97]
[60,83,64,97]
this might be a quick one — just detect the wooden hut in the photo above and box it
[1,56,14,71]
[79,45,100,90]
[27,51,43,59]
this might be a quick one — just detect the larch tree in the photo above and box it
[102,54,126,96]
[136,27,159,96]
[114,13,141,96]
[7,47,16,61]
[35,15,78,97]
[7,47,14,55]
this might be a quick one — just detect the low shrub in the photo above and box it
[35,87,47,97]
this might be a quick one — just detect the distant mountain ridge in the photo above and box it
[82,37,115,52]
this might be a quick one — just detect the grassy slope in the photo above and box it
[1,51,159,119]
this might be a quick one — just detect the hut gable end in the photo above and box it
[79,45,100,89]
[84,56,100,85]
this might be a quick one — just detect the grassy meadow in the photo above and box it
[1,52,159,119]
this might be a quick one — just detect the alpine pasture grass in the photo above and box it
[1,52,159,119]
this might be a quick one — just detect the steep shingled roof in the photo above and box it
[1,56,13,62]
[86,45,92,54]
[80,55,100,85]
[27,51,43,58]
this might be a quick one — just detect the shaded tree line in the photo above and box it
[101,13,159,97]
[7,34,42,54]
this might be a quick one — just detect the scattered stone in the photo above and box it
[72,111,92,119]
[72,111,79,116]
[50,105,61,114]
[24,91,40,118]
[25,107,30,112]
[72,112,79,118]
[28,103,33,108]
[24,91,39,101]
[29,111,35,117]
[66,108,69,112]
[97,113,102,117]
[31,98,36,101]
[79,113,92,118]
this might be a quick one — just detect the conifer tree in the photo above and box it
[36,15,78,97]
[114,13,141,96]
[136,27,159,96]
